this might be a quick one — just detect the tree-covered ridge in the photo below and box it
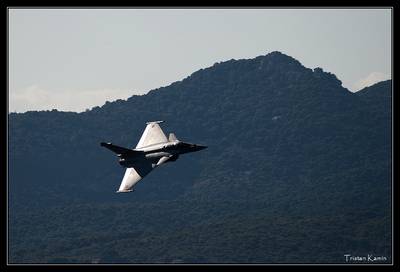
[8,51,392,263]
[10,201,390,263]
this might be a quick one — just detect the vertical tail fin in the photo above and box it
[168,133,178,142]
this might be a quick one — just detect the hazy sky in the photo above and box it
[9,8,392,113]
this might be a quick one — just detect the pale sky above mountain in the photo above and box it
[8,8,391,113]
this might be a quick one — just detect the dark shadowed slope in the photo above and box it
[9,52,391,263]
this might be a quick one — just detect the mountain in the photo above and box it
[8,52,392,264]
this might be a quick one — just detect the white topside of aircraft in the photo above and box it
[101,121,206,193]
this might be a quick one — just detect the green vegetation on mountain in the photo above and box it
[9,52,391,263]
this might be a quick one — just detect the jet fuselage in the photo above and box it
[118,140,206,167]
[101,121,206,192]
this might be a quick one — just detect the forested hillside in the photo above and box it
[8,52,392,263]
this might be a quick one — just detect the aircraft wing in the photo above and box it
[135,121,168,149]
[101,142,143,156]
[117,161,154,192]
[116,156,172,193]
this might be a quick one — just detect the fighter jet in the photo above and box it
[101,121,207,193]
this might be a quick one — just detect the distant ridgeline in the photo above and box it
[9,52,392,264]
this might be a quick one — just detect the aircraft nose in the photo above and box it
[196,144,207,151]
